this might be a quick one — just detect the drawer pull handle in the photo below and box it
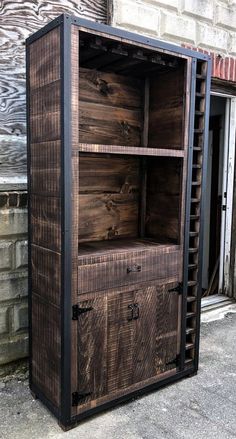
[127,264,141,274]
[128,303,140,321]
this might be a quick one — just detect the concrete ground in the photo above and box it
[1,311,236,439]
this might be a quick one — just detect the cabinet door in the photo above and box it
[76,283,181,406]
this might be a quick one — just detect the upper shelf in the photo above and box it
[78,143,185,157]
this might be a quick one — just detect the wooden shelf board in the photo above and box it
[78,237,179,261]
[78,143,185,157]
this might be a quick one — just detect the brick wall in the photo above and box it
[111,0,236,64]
[0,192,28,365]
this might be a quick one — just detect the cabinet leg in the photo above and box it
[30,390,38,400]
[58,421,77,431]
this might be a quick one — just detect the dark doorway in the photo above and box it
[202,96,226,296]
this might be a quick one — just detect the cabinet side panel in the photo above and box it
[71,24,80,417]
[28,26,62,411]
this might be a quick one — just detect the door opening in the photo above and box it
[202,96,226,296]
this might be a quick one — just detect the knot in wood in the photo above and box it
[97,78,109,95]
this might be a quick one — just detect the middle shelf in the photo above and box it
[78,143,185,157]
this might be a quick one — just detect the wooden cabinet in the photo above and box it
[26,14,211,429]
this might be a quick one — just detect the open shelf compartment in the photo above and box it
[78,152,185,261]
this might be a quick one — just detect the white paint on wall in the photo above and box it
[112,0,236,56]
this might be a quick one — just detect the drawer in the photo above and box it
[78,247,180,294]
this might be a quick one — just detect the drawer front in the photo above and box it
[78,249,180,294]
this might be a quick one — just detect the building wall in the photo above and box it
[110,0,236,79]
[0,1,107,366]
[0,192,28,364]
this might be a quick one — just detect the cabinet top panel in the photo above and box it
[26,13,211,63]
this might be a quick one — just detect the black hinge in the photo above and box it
[166,354,180,367]
[72,391,92,406]
[72,305,93,320]
[222,205,226,211]
[168,283,183,295]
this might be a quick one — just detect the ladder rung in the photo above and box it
[188,264,197,270]
[189,231,199,237]
[186,342,195,351]
[191,198,200,203]
[187,311,196,318]
[188,281,198,287]
[196,74,206,80]
[185,357,193,365]
[193,146,202,151]
[194,129,204,134]
[192,181,201,186]
[193,164,202,169]
[195,92,205,98]
[187,296,197,303]
[190,215,200,220]
[189,248,198,254]
[186,327,195,335]
[195,110,204,115]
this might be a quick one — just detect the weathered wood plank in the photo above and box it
[78,244,180,293]
[0,135,26,182]
[31,194,61,252]
[31,245,61,306]
[77,295,108,403]
[79,101,143,146]
[79,154,140,194]
[32,293,60,408]
[0,0,107,181]
[146,157,182,243]
[80,68,143,109]
[149,65,185,149]
[31,141,61,195]
[79,193,139,242]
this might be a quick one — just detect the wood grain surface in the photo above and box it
[29,27,62,411]
[76,281,181,412]
[0,0,107,183]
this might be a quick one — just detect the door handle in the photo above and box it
[127,303,140,321]
[127,264,141,273]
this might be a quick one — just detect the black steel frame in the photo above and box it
[26,14,211,429]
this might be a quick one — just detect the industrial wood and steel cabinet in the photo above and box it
[26,14,211,429]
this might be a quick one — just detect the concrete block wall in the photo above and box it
[0,192,28,365]
[111,0,236,58]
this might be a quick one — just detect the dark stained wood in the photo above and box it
[31,141,61,195]
[32,294,60,408]
[79,68,143,109]
[26,17,209,428]
[71,24,80,416]
[107,289,134,392]
[78,241,180,293]
[28,27,62,411]
[76,281,181,412]
[79,193,139,242]
[146,157,182,243]
[31,194,61,252]
[31,245,61,306]
[79,154,140,194]
[148,64,185,149]
[79,101,143,146]
[78,295,108,402]
[156,285,180,373]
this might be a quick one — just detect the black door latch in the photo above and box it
[128,303,140,321]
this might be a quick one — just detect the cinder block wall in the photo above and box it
[0,192,28,365]
[111,0,236,57]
